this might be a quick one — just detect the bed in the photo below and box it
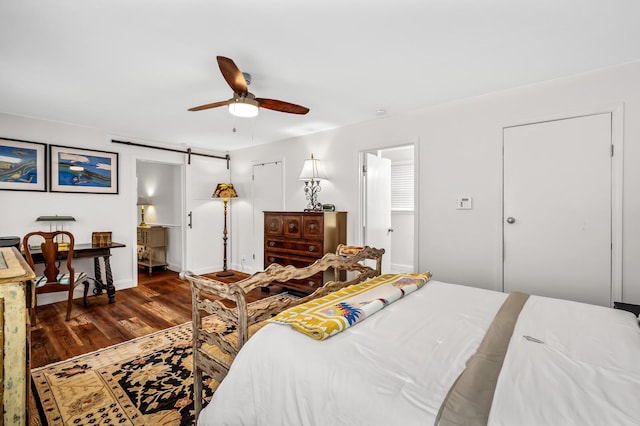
[198,273,640,425]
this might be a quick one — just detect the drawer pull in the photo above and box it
[269,241,276,247]
[269,257,276,262]
[308,281,317,287]
[309,224,316,230]
[308,245,316,252]
[289,223,296,229]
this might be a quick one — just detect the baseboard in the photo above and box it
[390,263,414,274]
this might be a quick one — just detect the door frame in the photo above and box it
[498,104,624,305]
[250,159,286,273]
[133,156,186,284]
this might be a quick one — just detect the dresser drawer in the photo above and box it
[275,274,324,293]
[264,214,284,236]
[302,215,324,240]
[264,238,323,258]
[264,252,319,268]
[282,215,302,238]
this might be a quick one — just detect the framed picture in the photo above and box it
[0,137,47,191]
[50,145,119,194]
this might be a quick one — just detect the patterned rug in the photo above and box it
[31,294,295,425]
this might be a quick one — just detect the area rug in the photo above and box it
[31,293,296,425]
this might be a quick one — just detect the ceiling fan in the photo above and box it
[188,56,310,117]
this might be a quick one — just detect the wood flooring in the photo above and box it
[30,269,254,369]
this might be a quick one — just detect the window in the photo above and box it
[391,160,414,211]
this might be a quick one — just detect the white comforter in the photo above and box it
[199,280,640,426]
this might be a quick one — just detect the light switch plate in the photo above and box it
[456,196,472,210]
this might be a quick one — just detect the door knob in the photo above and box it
[506,217,516,224]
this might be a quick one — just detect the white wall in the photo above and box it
[229,61,640,305]
[3,62,640,306]
[0,113,227,304]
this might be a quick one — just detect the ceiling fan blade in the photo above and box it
[256,98,310,115]
[188,100,230,111]
[217,56,248,95]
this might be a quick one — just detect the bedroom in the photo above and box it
[1,1,640,423]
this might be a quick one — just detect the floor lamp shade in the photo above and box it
[212,183,238,276]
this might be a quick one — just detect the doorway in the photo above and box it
[136,160,183,277]
[360,144,416,274]
[502,112,622,306]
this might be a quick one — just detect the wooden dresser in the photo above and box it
[0,247,35,425]
[264,211,347,294]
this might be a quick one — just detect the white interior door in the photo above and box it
[184,156,229,275]
[364,152,392,273]
[503,113,612,306]
[252,161,284,272]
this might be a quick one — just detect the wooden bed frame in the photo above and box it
[181,244,385,419]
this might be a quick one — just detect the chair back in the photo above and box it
[23,230,76,290]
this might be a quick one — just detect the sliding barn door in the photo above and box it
[503,113,612,306]
[184,156,230,275]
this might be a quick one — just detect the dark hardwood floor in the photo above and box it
[30,269,253,369]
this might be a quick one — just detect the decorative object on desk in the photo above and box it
[136,196,152,227]
[212,183,238,277]
[22,230,89,322]
[36,215,75,250]
[92,231,112,247]
[299,153,327,211]
[0,137,47,192]
[49,145,119,194]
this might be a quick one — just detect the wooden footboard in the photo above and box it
[181,244,384,419]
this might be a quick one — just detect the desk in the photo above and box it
[28,242,125,304]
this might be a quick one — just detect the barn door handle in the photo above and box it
[506,217,516,224]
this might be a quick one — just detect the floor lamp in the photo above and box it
[212,183,238,277]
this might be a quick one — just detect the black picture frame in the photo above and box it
[0,137,47,192]
[49,145,119,194]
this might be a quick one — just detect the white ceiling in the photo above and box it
[1,0,639,152]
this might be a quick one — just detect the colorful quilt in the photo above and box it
[269,272,431,340]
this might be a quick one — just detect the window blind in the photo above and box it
[391,160,414,211]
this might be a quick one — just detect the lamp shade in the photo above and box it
[136,196,151,206]
[212,183,238,200]
[299,154,327,181]
[228,98,259,118]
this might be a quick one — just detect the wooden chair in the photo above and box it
[22,230,89,322]
[182,245,385,420]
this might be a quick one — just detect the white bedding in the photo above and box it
[199,280,640,426]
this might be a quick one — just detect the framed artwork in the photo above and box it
[0,138,47,191]
[50,145,119,194]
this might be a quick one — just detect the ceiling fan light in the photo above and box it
[228,97,259,118]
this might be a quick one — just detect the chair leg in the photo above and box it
[194,366,203,422]
[83,280,90,307]
[66,285,74,321]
